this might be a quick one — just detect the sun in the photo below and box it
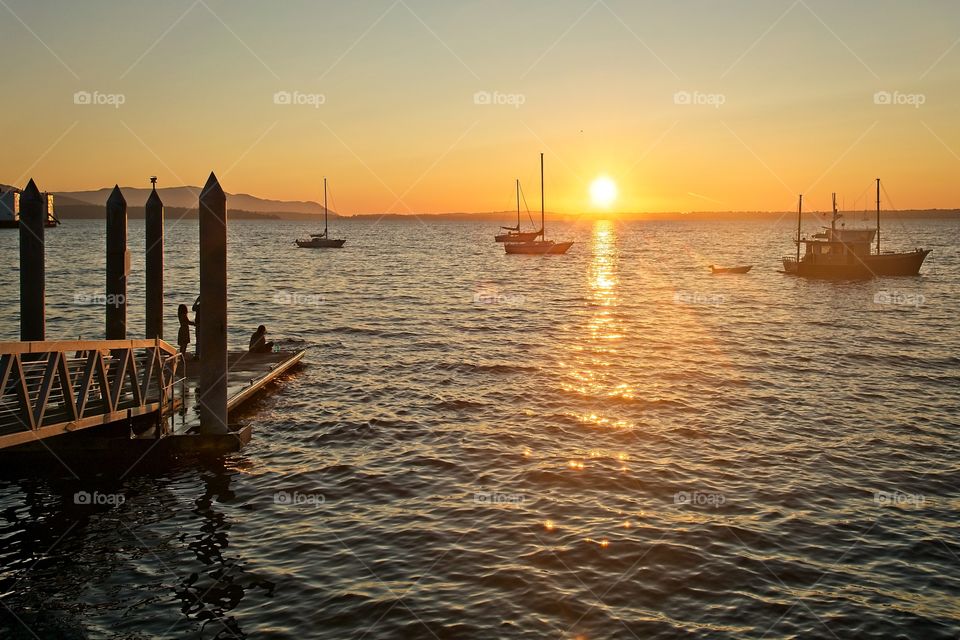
[590,176,617,208]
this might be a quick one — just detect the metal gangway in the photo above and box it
[0,339,183,450]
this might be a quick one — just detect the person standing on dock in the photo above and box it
[177,304,195,357]
[192,295,201,359]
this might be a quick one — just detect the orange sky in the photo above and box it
[2,1,959,213]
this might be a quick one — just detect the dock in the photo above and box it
[1,173,305,460]
[0,341,304,456]
[166,349,306,439]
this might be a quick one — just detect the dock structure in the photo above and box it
[0,174,304,456]
[0,342,303,454]
[145,179,164,340]
[170,350,305,436]
[19,180,45,342]
[0,338,181,450]
[198,173,229,435]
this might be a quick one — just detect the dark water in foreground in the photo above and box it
[0,217,959,639]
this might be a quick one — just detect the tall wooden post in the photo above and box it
[19,179,45,342]
[105,186,129,340]
[198,172,228,435]
[145,179,164,340]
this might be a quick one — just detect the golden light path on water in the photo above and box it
[553,220,638,541]
[561,220,630,404]
[552,219,744,546]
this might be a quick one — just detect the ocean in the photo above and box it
[0,215,958,638]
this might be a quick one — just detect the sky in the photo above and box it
[1,0,959,214]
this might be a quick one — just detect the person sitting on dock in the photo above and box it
[249,325,274,354]
[177,304,195,357]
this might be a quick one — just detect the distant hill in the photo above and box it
[53,186,336,217]
[53,204,281,221]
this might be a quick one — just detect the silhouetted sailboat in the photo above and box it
[296,177,345,248]
[504,154,573,255]
[495,179,540,242]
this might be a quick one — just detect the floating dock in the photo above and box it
[2,172,306,461]
[164,349,306,446]
[0,340,304,456]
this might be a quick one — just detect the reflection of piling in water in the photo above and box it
[19,179,45,341]
[105,186,129,340]
[145,182,164,340]
[198,173,229,435]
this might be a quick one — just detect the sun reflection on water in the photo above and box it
[560,220,636,403]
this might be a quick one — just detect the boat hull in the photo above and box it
[710,265,752,274]
[782,249,929,278]
[296,238,346,248]
[494,230,540,243]
[504,240,573,255]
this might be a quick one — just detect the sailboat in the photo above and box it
[782,180,930,278]
[296,177,346,248]
[494,179,540,242]
[504,153,573,255]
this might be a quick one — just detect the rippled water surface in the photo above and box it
[1,216,959,639]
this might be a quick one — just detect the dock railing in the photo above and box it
[0,338,182,449]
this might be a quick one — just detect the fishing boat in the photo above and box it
[782,181,929,278]
[296,177,345,248]
[495,179,541,242]
[504,154,573,255]
[710,265,752,274]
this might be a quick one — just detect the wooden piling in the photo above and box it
[198,172,228,435]
[145,181,164,340]
[19,179,45,341]
[105,186,129,340]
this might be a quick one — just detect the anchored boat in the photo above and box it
[495,179,541,242]
[782,180,929,279]
[710,265,752,274]
[296,177,345,248]
[504,153,573,255]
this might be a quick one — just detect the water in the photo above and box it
[0,216,958,639]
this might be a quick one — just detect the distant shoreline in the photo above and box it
[344,209,960,222]
[52,205,960,223]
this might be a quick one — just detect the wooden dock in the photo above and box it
[3,173,306,461]
[165,349,306,443]
[0,340,304,457]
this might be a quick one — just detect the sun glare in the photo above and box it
[590,176,617,208]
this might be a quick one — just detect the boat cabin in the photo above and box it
[805,227,874,260]
[783,226,876,276]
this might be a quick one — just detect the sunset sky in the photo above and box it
[1,0,959,214]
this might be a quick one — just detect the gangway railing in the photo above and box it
[0,339,182,450]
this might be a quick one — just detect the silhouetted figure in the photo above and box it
[177,304,195,357]
[192,295,201,359]
[249,325,274,354]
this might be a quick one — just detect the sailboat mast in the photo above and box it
[323,176,328,236]
[540,152,545,240]
[795,194,802,263]
[831,192,837,232]
[516,178,520,228]
[875,177,881,254]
